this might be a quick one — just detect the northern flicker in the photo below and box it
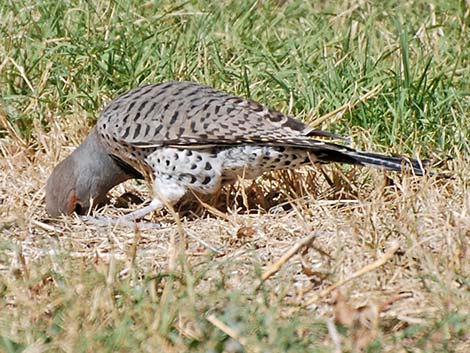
[46,81,427,220]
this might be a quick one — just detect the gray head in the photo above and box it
[46,156,93,216]
[45,128,141,217]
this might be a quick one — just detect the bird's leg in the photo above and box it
[82,197,224,254]
[83,174,188,228]
[118,198,164,222]
[82,198,164,228]
[82,178,224,252]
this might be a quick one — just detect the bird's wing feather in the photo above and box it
[97,81,343,149]
[96,82,427,176]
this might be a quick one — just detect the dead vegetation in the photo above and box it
[1,112,468,351]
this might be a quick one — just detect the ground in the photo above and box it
[0,0,469,352]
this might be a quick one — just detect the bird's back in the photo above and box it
[96,81,322,177]
[96,81,426,185]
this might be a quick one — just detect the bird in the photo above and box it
[45,81,427,221]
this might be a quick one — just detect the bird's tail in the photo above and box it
[349,150,427,176]
[309,144,428,176]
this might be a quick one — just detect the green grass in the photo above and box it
[1,0,469,352]
[0,253,333,352]
[2,0,469,152]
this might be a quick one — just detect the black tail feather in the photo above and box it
[312,145,428,176]
[352,151,428,176]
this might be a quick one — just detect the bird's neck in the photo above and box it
[74,127,138,198]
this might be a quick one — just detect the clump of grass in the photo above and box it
[1,0,469,151]
[1,0,469,352]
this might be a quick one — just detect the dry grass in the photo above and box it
[1,113,468,352]
[1,0,469,350]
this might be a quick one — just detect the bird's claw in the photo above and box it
[81,215,165,229]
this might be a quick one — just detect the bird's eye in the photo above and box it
[74,203,84,214]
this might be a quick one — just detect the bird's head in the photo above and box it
[45,128,140,217]
[45,154,108,216]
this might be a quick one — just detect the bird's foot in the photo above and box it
[81,215,224,255]
[81,199,166,229]
[81,215,165,229]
